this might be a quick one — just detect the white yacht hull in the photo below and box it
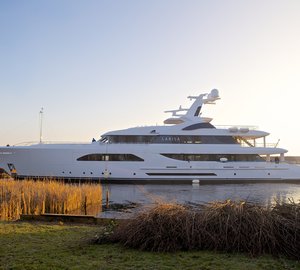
[1,143,300,182]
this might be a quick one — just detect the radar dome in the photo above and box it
[210,89,219,98]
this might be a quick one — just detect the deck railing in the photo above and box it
[215,125,258,130]
[12,141,91,146]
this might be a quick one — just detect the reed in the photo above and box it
[0,169,10,179]
[0,179,102,221]
[110,200,300,259]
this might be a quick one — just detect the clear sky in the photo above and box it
[1,0,300,154]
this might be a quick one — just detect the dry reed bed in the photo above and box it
[110,200,300,259]
[0,179,102,220]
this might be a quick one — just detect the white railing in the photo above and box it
[239,142,278,148]
[215,125,258,130]
[254,143,278,148]
[13,141,90,146]
[12,141,39,146]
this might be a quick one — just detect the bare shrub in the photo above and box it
[110,200,300,259]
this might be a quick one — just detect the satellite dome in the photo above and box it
[210,89,219,98]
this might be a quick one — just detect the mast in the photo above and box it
[39,107,44,143]
[164,89,220,124]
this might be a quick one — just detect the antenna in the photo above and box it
[39,107,44,143]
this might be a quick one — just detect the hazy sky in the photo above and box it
[1,1,300,154]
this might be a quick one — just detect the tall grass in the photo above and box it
[110,200,300,259]
[0,179,102,221]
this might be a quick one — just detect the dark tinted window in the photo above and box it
[182,123,216,130]
[77,153,144,161]
[161,154,264,162]
[109,136,154,144]
[106,135,237,144]
[201,136,237,144]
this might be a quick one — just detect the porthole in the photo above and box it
[234,173,236,176]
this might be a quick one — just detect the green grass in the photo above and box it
[0,222,300,270]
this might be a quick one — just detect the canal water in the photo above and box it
[99,182,300,218]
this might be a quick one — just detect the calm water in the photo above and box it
[98,182,300,217]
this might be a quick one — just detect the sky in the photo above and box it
[1,0,300,154]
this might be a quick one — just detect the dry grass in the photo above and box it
[111,200,300,259]
[0,179,102,220]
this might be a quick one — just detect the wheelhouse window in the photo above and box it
[161,154,264,162]
[77,153,144,161]
[100,137,108,143]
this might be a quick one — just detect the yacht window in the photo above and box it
[106,135,237,144]
[100,137,108,143]
[201,136,237,144]
[182,123,216,130]
[161,154,264,162]
[194,106,202,116]
[77,153,144,161]
[108,135,154,144]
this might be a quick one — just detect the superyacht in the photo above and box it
[1,89,300,182]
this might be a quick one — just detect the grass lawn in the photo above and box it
[0,221,300,270]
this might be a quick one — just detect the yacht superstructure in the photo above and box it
[1,89,300,182]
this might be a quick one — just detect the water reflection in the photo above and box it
[99,183,300,218]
